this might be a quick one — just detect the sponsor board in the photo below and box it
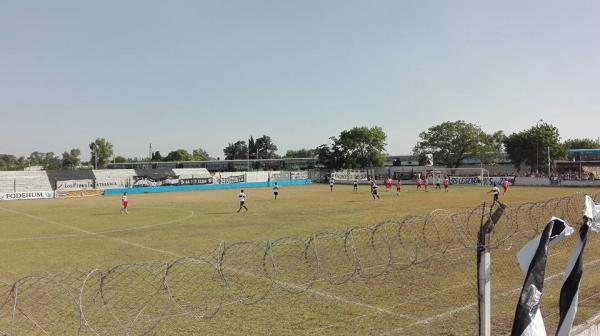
[0,191,55,201]
[449,176,516,185]
[55,189,104,198]
[56,179,95,191]
[220,175,246,184]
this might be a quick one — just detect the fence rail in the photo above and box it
[1,193,599,335]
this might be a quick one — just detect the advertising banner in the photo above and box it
[55,190,104,198]
[220,174,246,184]
[0,191,55,201]
[56,179,95,191]
[449,176,516,185]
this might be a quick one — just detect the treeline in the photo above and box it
[1,121,597,171]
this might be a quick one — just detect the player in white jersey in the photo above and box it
[488,183,500,203]
[237,189,248,212]
[272,182,280,200]
[329,178,334,192]
[353,179,358,192]
[120,192,129,214]
[370,179,380,200]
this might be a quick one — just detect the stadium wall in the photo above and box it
[103,179,312,196]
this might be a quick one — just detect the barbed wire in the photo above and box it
[1,192,599,335]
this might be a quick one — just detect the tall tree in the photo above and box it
[563,138,600,150]
[43,152,62,170]
[248,136,256,159]
[504,122,566,171]
[223,141,248,160]
[163,149,193,162]
[89,138,114,169]
[61,148,81,170]
[254,135,278,159]
[316,127,387,169]
[192,148,210,161]
[413,120,498,168]
[337,126,387,168]
[151,151,162,162]
[284,148,316,158]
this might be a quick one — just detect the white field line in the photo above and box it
[0,206,392,316]
[379,256,600,336]
[0,207,195,242]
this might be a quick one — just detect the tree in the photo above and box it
[563,138,600,150]
[192,148,210,161]
[43,152,62,170]
[503,122,566,171]
[61,148,81,170]
[151,151,163,162]
[28,151,45,166]
[337,126,387,168]
[284,149,316,158]
[248,136,256,159]
[114,156,127,163]
[163,149,193,162]
[254,135,278,159]
[316,127,387,169]
[89,138,114,169]
[0,154,28,171]
[413,121,498,168]
[223,141,248,160]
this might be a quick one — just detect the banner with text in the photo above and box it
[0,191,55,201]
[449,176,516,185]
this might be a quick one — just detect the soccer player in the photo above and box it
[353,179,358,192]
[423,176,429,192]
[396,180,401,196]
[435,176,441,190]
[237,189,248,212]
[120,192,129,214]
[416,176,422,190]
[488,183,500,204]
[272,182,279,200]
[329,178,334,192]
[370,179,380,200]
[443,176,449,192]
[502,178,510,194]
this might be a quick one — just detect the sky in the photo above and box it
[1,0,599,160]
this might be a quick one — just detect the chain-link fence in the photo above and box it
[1,193,599,335]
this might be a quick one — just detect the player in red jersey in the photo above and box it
[120,192,129,214]
[443,177,449,192]
[502,178,510,194]
[416,176,422,190]
[396,180,402,196]
[385,178,392,192]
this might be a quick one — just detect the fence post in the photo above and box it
[477,202,506,336]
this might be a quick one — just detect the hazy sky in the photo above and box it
[1,0,599,160]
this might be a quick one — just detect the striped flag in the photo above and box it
[556,195,600,336]
[511,217,574,336]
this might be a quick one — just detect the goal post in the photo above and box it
[442,167,491,186]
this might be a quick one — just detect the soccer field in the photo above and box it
[0,185,599,335]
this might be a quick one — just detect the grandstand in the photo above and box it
[0,170,53,193]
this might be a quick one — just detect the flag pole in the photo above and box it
[477,202,506,336]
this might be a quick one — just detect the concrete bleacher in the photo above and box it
[92,169,136,189]
[172,168,212,179]
[0,171,53,193]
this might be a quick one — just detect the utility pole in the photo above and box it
[149,143,152,160]
[547,146,551,177]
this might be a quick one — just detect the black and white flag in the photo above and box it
[511,217,574,336]
[556,195,600,336]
